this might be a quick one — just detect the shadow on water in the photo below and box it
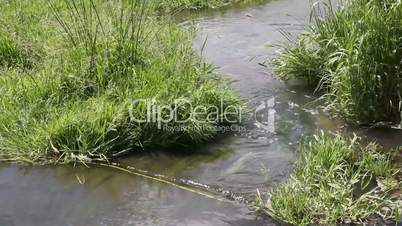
[1,0,400,225]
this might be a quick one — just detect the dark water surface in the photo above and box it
[1,0,400,225]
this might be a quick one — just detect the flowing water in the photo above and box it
[1,1,401,225]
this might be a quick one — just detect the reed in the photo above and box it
[273,0,402,125]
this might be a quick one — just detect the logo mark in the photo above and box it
[254,97,276,133]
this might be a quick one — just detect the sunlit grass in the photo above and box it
[0,0,242,164]
[155,0,250,13]
[273,0,402,125]
[257,132,401,225]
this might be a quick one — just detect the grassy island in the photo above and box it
[0,0,242,163]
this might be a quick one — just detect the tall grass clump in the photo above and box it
[257,132,401,225]
[274,0,402,125]
[0,0,242,164]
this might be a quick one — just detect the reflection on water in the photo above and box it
[1,0,400,225]
[0,163,271,226]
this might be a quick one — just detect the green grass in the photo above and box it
[257,132,401,225]
[0,34,34,69]
[273,0,402,125]
[155,0,249,13]
[0,0,242,164]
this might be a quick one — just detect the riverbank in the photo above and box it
[273,0,402,125]
[258,132,402,225]
[156,0,252,13]
[0,0,242,164]
[262,0,402,224]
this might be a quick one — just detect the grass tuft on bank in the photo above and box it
[0,0,242,164]
[257,132,401,225]
[273,0,402,125]
[155,0,250,13]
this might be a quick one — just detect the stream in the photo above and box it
[1,0,402,225]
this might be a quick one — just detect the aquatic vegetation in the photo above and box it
[270,1,402,223]
[155,0,249,13]
[273,0,402,125]
[0,0,242,164]
[257,132,401,225]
